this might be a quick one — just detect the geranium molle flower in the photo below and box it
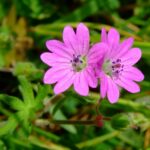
[96,28,144,103]
[40,23,105,96]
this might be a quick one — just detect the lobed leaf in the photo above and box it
[18,75,34,107]
[0,94,24,111]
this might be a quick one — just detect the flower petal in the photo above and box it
[88,43,108,64]
[122,66,144,82]
[122,48,142,65]
[114,37,134,59]
[54,71,74,94]
[43,67,71,84]
[100,73,108,98]
[76,23,89,55]
[46,40,72,58]
[107,77,119,103]
[108,28,120,48]
[85,67,98,88]
[40,52,70,66]
[74,71,89,96]
[116,77,140,93]
[63,25,78,54]
[106,28,120,59]
[101,28,107,43]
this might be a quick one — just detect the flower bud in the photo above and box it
[111,114,130,130]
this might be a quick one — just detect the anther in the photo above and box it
[117,59,121,62]
[116,70,119,74]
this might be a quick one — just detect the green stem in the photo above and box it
[96,98,102,115]
[52,120,95,125]
[134,41,150,47]
[51,117,111,126]
[76,131,120,148]
[33,126,60,141]
[117,134,138,148]
[89,93,150,117]
[9,137,31,148]
[118,98,150,117]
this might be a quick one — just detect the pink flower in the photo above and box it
[40,23,105,96]
[96,28,144,103]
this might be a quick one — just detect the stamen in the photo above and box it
[116,59,121,62]
[71,54,86,72]
[103,58,124,80]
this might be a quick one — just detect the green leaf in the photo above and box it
[0,27,12,67]
[17,110,32,134]
[0,140,6,150]
[118,129,143,148]
[13,62,43,81]
[0,0,11,20]
[13,0,54,19]
[52,98,66,116]
[35,84,49,105]
[0,94,24,111]
[0,116,18,136]
[55,0,119,22]
[18,75,34,107]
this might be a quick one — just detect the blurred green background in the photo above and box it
[0,0,150,150]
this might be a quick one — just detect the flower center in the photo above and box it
[103,58,124,79]
[71,54,87,72]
